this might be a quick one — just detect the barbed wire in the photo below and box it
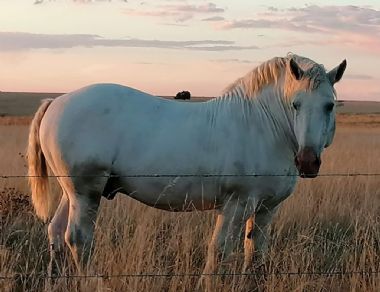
[0,270,379,281]
[1,173,380,179]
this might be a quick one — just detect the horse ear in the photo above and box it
[327,59,347,85]
[289,58,304,80]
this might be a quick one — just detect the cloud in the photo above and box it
[221,19,320,32]
[187,45,258,51]
[210,58,254,64]
[267,6,279,12]
[161,22,189,27]
[0,31,258,51]
[221,5,380,33]
[202,16,225,22]
[219,5,380,52]
[125,2,225,22]
[170,3,224,13]
[34,0,129,4]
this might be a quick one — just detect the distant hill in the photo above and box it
[0,92,63,117]
[0,91,379,116]
[335,100,380,114]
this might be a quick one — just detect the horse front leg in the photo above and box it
[243,216,254,273]
[199,198,248,291]
[243,206,279,272]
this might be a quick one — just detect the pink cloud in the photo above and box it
[168,3,224,14]
[34,0,129,4]
[0,31,258,51]
[125,2,225,22]
[220,5,380,33]
[218,5,380,53]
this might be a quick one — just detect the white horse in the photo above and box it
[27,54,346,281]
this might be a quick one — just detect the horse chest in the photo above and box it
[249,176,297,202]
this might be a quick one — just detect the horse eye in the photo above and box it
[325,102,334,112]
[292,102,300,110]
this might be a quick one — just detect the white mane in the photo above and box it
[221,54,329,102]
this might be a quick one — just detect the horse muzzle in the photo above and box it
[294,147,321,178]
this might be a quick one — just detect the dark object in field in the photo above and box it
[175,91,191,100]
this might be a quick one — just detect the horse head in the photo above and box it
[289,58,347,178]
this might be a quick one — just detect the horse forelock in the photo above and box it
[289,53,328,90]
[222,54,328,102]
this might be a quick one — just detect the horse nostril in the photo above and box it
[294,156,300,167]
[314,156,321,167]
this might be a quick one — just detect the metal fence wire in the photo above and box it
[1,173,380,178]
[0,270,379,281]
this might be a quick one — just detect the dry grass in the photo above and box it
[0,119,379,291]
[337,114,380,127]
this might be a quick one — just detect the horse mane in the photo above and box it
[221,53,328,101]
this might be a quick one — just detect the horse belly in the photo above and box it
[117,178,223,212]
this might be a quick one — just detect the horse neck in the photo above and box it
[255,84,297,154]
[214,81,298,155]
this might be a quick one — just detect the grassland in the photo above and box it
[1,91,380,116]
[0,94,379,291]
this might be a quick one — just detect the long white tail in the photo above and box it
[27,99,53,222]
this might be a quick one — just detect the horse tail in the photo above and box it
[27,99,53,222]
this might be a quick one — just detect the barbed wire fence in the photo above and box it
[1,173,380,178]
[1,172,379,281]
[0,270,379,281]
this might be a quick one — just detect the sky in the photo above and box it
[0,0,379,101]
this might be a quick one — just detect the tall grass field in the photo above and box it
[0,112,379,291]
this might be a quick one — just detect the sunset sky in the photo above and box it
[0,0,379,100]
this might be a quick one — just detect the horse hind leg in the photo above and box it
[65,194,102,274]
[48,193,69,277]
[62,174,106,274]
